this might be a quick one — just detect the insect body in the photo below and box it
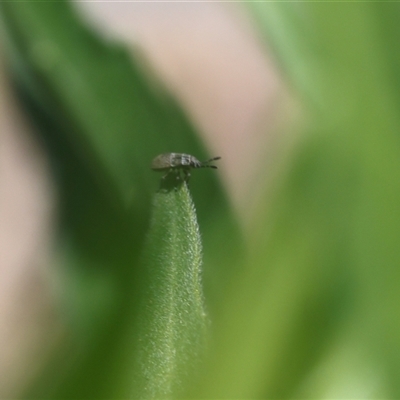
[152,153,221,181]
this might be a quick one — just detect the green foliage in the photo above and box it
[136,178,207,399]
[2,0,400,399]
[0,1,241,398]
[205,2,400,398]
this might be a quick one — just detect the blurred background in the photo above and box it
[1,1,400,398]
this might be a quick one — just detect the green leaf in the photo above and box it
[135,177,207,399]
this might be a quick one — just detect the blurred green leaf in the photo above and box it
[190,2,400,398]
[0,1,244,398]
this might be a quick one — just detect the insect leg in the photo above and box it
[162,168,174,180]
[183,168,191,182]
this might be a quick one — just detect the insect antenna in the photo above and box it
[201,156,221,169]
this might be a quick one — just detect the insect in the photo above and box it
[151,153,221,181]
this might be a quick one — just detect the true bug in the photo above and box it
[151,153,221,181]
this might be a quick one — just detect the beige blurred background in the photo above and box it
[0,3,286,396]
